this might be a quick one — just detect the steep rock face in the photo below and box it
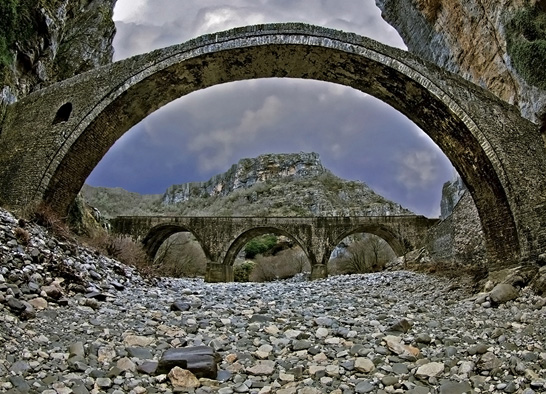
[440,175,466,219]
[84,152,413,218]
[163,153,326,204]
[1,0,117,110]
[159,153,412,217]
[375,0,546,124]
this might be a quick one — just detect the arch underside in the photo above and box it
[142,224,206,261]
[334,226,406,257]
[41,28,527,265]
[222,226,309,267]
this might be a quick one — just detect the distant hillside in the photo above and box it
[82,152,413,218]
[80,185,162,218]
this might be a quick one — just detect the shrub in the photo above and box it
[506,5,546,89]
[31,202,71,240]
[244,234,278,258]
[82,232,152,276]
[328,235,391,275]
[234,260,256,282]
[14,226,30,245]
[249,248,309,282]
[153,233,207,277]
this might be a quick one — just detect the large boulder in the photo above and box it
[157,346,218,379]
[531,266,546,295]
[488,283,519,305]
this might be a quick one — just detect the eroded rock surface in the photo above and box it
[375,0,546,123]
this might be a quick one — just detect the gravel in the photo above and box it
[1,207,546,393]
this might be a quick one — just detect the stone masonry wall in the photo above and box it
[428,191,486,263]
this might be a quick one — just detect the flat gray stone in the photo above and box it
[355,380,375,393]
[439,381,473,394]
[157,346,218,379]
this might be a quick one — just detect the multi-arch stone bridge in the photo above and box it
[110,215,438,282]
[0,23,545,268]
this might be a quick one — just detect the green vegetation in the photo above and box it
[234,261,256,282]
[244,234,278,258]
[0,0,19,69]
[0,0,57,80]
[506,5,546,89]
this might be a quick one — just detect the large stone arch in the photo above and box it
[142,224,208,262]
[221,226,310,268]
[1,23,545,267]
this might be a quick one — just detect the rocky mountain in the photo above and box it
[162,152,325,204]
[82,152,413,218]
[375,0,546,126]
[0,0,117,117]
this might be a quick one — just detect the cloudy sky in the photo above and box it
[86,0,455,217]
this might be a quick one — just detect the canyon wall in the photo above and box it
[0,0,117,114]
[375,0,546,130]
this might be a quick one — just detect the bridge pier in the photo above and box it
[205,263,234,283]
[310,264,328,281]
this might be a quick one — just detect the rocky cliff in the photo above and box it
[440,174,467,220]
[0,0,117,116]
[375,0,546,128]
[163,152,412,217]
[162,153,326,203]
[83,152,413,218]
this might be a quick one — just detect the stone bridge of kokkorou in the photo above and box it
[0,23,545,268]
[110,215,438,282]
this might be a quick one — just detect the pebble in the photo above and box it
[0,207,545,393]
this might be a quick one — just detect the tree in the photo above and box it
[154,233,207,277]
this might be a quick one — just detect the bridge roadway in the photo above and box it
[110,215,439,282]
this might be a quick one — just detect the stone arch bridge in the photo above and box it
[0,23,545,268]
[110,215,438,282]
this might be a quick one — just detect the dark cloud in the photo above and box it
[88,1,454,218]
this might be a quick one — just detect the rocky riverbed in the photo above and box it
[1,208,546,394]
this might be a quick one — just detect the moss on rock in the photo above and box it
[506,5,546,89]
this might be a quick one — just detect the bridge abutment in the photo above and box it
[205,263,234,283]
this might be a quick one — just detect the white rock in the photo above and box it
[416,362,445,378]
[284,329,301,339]
[316,327,329,338]
[354,358,375,373]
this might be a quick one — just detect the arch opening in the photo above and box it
[142,224,209,264]
[53,103,73,124]
[234,232,310,282]
[328,233,397,276]
[153,232,208,277]
[223,227,311,279]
